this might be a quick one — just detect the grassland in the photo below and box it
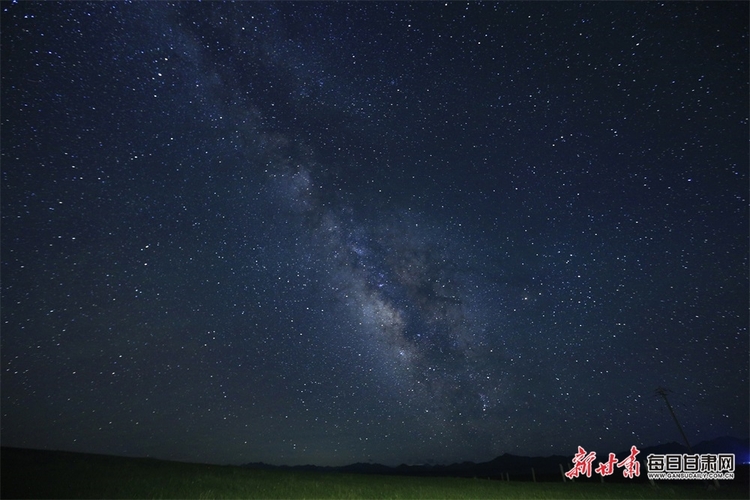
[2,447,747,499]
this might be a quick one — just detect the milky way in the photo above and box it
[261,144,502,430]
[1,1,747,466]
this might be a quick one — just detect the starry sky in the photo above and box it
[1,2,748,468]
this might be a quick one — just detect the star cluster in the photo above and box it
[1,2,747,467]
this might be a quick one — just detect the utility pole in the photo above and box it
[655,387,693,452]
[655,387,720,490]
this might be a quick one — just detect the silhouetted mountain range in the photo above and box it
[242,436,750,482]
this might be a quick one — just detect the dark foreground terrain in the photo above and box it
[2,447,748,499]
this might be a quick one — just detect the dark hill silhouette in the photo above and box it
[241,436,749,483]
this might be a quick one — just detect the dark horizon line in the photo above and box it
[2,434,747,469]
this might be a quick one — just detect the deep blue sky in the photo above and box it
[2,2,748,467]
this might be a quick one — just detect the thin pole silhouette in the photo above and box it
[655,387,693,453]
[655,387,720,489]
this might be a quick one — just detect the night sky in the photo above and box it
[2,2,748,468]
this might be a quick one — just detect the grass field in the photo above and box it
[2,447,747,499]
